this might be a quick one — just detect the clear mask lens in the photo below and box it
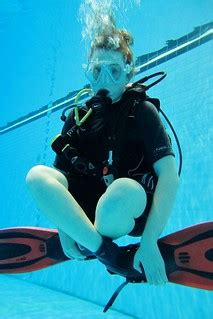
[85,61,127,84]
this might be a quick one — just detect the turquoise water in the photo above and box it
[0,1,212,318]
[0,276,132,318]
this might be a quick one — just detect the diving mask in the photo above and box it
[85,60,132,85]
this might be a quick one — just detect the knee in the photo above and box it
[26,165,68,189]
[108,177,144,193]
[106,178,147,211]
[98,178,147,219]
[26,165,48,186]
[26,166,51,194]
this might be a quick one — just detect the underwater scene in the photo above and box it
[0,1,212,318]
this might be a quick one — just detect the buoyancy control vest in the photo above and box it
[51,72,182,185]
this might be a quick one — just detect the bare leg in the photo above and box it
[26,165,102,252]
[94,178,147,239]
[92,178,147,277]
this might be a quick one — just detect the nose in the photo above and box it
[100,70,111,84]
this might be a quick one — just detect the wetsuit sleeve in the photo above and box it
[134,100,175,164]
[52,109,76,172]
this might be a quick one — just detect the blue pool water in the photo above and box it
[0,276,132,318]
[0,1,212,318]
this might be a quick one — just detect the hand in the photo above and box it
[65,243,86,261]
[133,240,168,285]
[58,230,86,261]
[84,90,112,133]
[86,89,112,110]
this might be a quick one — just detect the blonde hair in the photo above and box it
[89,28,134,65]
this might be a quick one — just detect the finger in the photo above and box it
[133,255,141,272]
[134,261,142,273]
[146,268,162,285]
[143,265,168,285]
[133,256,137,269]
[139,262,145,273]
[156,259,168,282]
[71,250,85,260]
[146,271,155,285]
[152,269,163,285]
[159,268,168,283]
[77,257,86,261]
[156,269,165,285]
[142,266,154,284]
[156,259,168,283]
[153,269,167,285]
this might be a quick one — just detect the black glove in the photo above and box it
[86,89,112,109]
[83,89,112,133]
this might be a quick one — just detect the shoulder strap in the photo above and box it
[146,96,160,111]
[123,84,160,112]
[123,83,182,176]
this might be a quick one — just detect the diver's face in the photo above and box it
[86,49,131,102]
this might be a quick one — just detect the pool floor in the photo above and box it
[0,276,133,318]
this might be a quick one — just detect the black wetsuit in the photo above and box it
[53,94,175,236]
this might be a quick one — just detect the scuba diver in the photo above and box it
[26,27,179,286]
